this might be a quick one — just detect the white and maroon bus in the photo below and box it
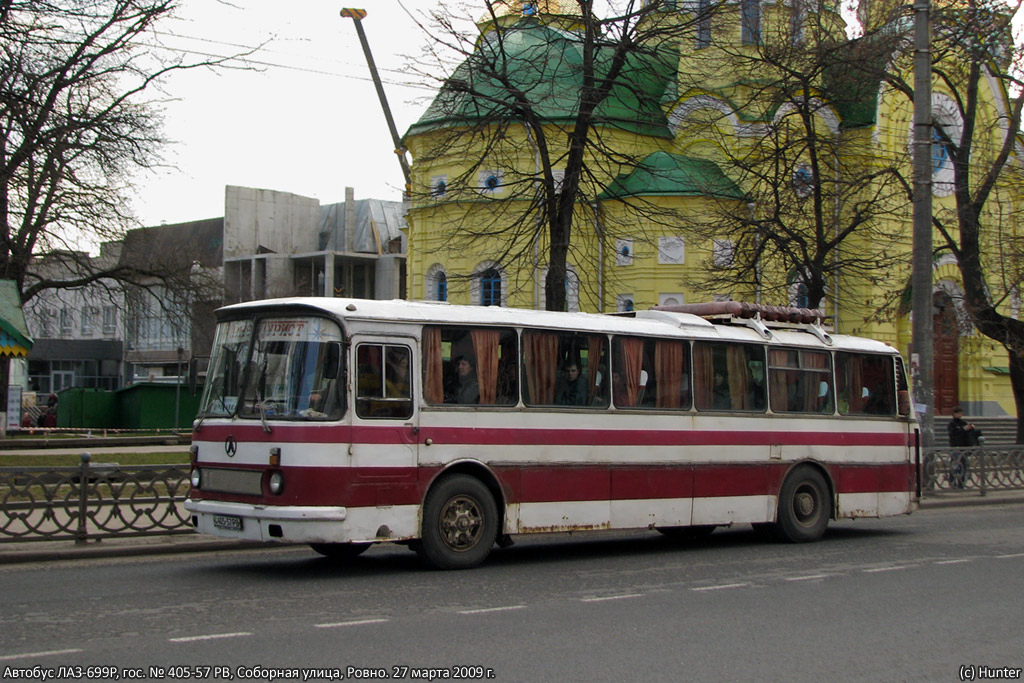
[185,298,918,569]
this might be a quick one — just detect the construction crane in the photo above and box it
[340,8,412,192]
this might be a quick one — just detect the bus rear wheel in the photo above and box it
[418,474,498,570]
[309,542,371,560]
[774,466,831,542]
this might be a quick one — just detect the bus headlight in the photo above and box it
[190,468,201,488]
[269,471,284,495]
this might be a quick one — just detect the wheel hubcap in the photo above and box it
[439,495,483,552]
[794,485,819,525]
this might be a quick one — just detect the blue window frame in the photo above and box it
[437,273,448,302]
[697,0,712,48]
[741,0,760,44]
[480,269,501,307]
[932,127,951,174]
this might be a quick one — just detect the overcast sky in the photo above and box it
[132,0,439,227]
[133,1,1021,228]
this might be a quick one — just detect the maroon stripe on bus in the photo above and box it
[190,462,914,508]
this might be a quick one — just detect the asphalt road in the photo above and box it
[1,504,1022,682]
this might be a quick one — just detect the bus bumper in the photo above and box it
[185,498,349,543]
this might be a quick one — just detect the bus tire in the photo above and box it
[309,542,371,560]
[418,474,498,570]
[775,466,831,543]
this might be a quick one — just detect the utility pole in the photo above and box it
[911,0,934,447]
[341,8,412,193]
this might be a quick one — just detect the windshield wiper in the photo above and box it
[256,392,273,434]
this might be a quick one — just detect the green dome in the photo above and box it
[600,151,745,200]
[405,18,677,140]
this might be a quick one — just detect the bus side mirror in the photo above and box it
[323,344,341,380]
[897,390,911,417]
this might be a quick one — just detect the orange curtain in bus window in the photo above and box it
[693,343,715,410]
[654,340,683,409]
[769,349,790,412]
[423,328,444,404]
[619,337,644,407]
[803,351,829,412]
[587,335,605,405]
[471,329,500,404]
[523,331,558,404]
[726,345,751,410]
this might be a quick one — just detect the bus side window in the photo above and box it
[611,336,690,410]
[525,330,606,408]
[768,349,832,414]
[356,344,412,419]
[424,325,517,406]
[837,352,895,416]
[694,342,765,411]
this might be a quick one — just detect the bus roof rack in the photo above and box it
[650,302,833,344]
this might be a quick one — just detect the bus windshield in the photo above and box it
[200,316,346,420]
[200,319,252,416]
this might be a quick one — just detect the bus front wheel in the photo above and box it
[775,466,831,543]
[418,474,498,570]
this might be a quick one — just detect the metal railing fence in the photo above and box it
[0,454,192,543]
[922,443,1024,495]
[2,445,1022,545]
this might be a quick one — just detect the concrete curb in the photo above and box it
[0,538,270,565]
[917,492,1024,510]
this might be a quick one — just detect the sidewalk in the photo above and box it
[2,490,1021,565]
[0,532,271,564]
[916,488,1024,509]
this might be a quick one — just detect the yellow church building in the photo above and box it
[401,0,1021,418]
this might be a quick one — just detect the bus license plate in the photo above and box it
[212,515,243,531]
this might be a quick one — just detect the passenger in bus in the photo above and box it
[556,362,588,406]
[305,379,338,418]
[451,355,480,404]
[712,371,731,409]
[863,382,892,414]
[816,380,832,412]
[748,364,766,410]
[611,370,628,406]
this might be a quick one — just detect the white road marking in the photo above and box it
[169,632,252,643]
[995,552,1024,559]
[691,583,749,592]
[457,605,527,615]
[315,618,390,628]
[935,559,972,565]
[580,594,644,603]
[785,574,829,582]
[0,648,84,661]
[863,565,910,573]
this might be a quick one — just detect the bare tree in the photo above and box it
[0,0,244,394]
[0,1,240,302]
[672,10,911,321]
[874,0,1024,439]
[404,0,711,311]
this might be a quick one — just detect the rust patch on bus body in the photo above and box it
[519,522,612,534]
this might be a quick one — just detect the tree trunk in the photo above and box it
[1010,350,1024,444]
